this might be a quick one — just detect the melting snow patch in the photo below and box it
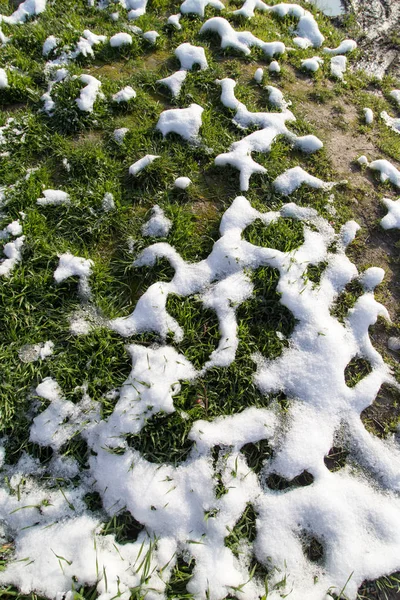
[269,60,281,73]
[129,154,160,176]
[301,56,323,72]
[200,17,285,57]
[324,39,357,55]
[19,341,54,363]
[102,192,115,212]
[0,68,7,88]
[75,74,102,112]
[176,42,208,70]
[273,166,336,195]
[157,70,187,98]
[0,236,24,277]
[110,32,132,47]
[364,107,374,124]
[2,196,400,600]
[390,90,400,108]
[330,55,347,80]
[36,189,71,206]
[388,337,400,351]
[127,0,148,19]
[232,0,268,18]
[142,205,172,237]
[368,159,400,188]
[180,0,224,17]
[381,197,400,230]
[167,13,181,29]
[174,176,191,189]
[265,3,324,48]
[113,126,129,144]
[381,111,400,134]
[156,104,204,142]
[142,30,159,44]
[0,0,47,24]
[254,67,263,83]
[215,78,322,190]
[54,253,93,298]
[112,85,136,103]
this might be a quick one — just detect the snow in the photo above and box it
[127,0,148,20]
[157,70,187,98]
[112,85,136,103]
[142,205,172,237]
[273,166,336,195]
[265,3,324,48]
[142,30,159,44]
[254,67,263,83]
[174,176,192,189]
[381,197,400,230]
[0,68,7,88]
[167,13,181,29]
[102,192,115,212]
[232,0,268,18]
[42,35,58,56]
[113,127,129,144]
[129,154,160,176]
[330,55,347,80]
[215,78,322,190]
[390,89,400,108]
[110,32,132,47]
[268,60,280,73]
[301,56,323,72]
[54,253,93,298]
[175,42,208,71]
[76,74,102,112]
[323,39,357,55]
[158,44,208,98]
[388,337,400,351]
[3,195,399,600]
[200,17,285,57]
[364,107,374,124]
[357,154,369,166]
[19,341,54,363]
[156,104,204,141]
[0,236,25,276]
[381,111,400,134]
[180,0,225,17]
[0,0,47,25]
[37,189,71,206]
[368,159,400,188]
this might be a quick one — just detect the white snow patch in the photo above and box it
[268,60,280,73]
[381,197,400,230]
[324,39,357,55]
[265,3,324,48]
[157,70,187,98]
[330,55,347,80]
[102,192,115,212]
[174,176,191,189]
[142,30,159,44]
[0,236,24,277]
[142,205,172,238]
[301,56,323,72]
[0,0,47,25]
[254,67,263,83]
[75,74,102,112]
[364,107,374,124]
[200,17,285,57]
[54,253,93,298]
[381,111,400,134]
[175,42,208,71]
[129,154,160,176]
[273,166,336,195]
[390,90,400,108]
[37,189,70,206]
[180,0,224,17]
[42,35,58,56]
[112,85,136,103]
[0,68,8,88]
[19,341,54,363]
[167,13,181,29]
[127,0,148,20]
[110,32,132,47]
[156,104,204,142]
[369,159,400,188]
[215,78,322,190]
